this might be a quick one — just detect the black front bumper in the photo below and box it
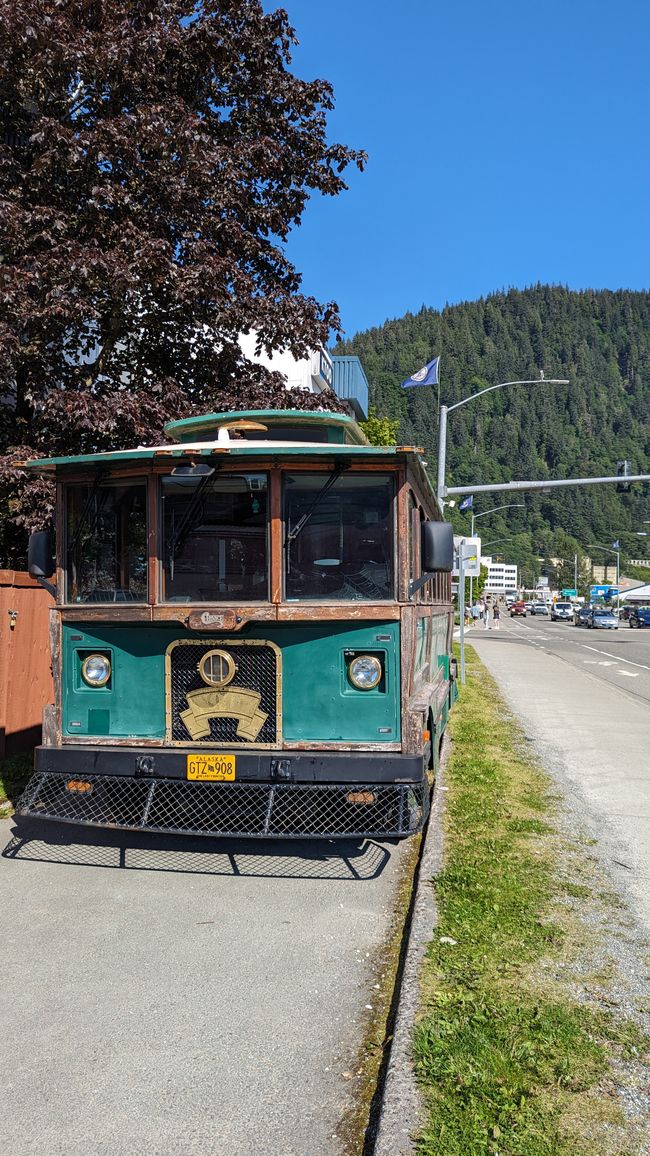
[17,745,429,839]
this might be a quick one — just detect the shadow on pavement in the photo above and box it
[2,816,392,881]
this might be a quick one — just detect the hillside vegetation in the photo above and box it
[339,287,650,588]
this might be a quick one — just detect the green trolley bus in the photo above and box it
[20,408,456,840]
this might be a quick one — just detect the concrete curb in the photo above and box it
[372,745,448,1155]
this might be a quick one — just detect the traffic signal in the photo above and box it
[616,460,632,492]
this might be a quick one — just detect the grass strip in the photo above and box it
[413,646,648,1156]
[0,751,33,811]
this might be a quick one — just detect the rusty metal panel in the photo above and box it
[0,571,54,757]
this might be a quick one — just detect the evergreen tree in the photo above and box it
[340,287,650,579]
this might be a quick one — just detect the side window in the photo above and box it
[409,493,419,595]
[66,479,148,603]
[415,615,431,676]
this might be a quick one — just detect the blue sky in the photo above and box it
[274,0,650,339]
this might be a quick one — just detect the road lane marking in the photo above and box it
[619,670,640,678]
[582,645,650,672]
[502,621,650,676]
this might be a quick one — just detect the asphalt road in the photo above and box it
[492,613,650,705]
[469,616,650,933]
[1,821,411,1156]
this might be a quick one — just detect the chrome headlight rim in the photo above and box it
[81,653,112,687]
[348,654,382,691]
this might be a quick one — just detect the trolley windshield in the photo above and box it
[284,472,394,601]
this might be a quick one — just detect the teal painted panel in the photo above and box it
[62,621,401,744]
[273,622,400,742]
[63,625,168,738]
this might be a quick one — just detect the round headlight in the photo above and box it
[348,655,382,690]
[81,653,111,687]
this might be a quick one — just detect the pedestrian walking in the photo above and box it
[471,602,480,627]
[483,600,490,629]
[493,602,501,630]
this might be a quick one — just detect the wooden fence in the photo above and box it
[0,571,53,758]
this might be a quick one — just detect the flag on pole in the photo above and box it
[459,496,474,511]
[611,539,620,549]
[401,355,440,389]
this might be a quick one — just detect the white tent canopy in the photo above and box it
[617,583,650,602]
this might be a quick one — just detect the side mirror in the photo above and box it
[421,521,454,573]
[28,530,55,579]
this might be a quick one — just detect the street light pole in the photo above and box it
[468,503,525,606]
[437,377,569,501]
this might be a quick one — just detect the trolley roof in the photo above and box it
[23,408,438,511]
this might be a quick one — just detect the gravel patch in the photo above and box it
[511,727,650,1150]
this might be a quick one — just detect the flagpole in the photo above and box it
[436,404,448,501]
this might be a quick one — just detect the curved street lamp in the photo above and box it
[470,502,525,536]
[437,377,570,500]
[482,537,515,551]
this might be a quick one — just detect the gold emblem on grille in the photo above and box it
[181,687,268,742]
[198,649,237,688]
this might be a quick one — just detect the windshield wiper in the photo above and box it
[167,468,216,580]
[286,462,349,546]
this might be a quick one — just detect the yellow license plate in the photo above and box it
[186,754,236,782]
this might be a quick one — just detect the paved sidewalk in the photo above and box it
[1,822,407,1155]
[470,633,650,934]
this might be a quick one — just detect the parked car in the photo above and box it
[588,607,618,630]
[530,602,549,615]
[510,601,527,617]
[574,605,593,627]
[629,606,650,628]
[551,601,574,621]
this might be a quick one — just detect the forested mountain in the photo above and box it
[338,286,650,589]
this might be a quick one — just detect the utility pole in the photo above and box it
[458,542,466,685]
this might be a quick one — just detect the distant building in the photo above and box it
[238,333,368,419]
[481,557,518,594]
[617,583,650,605]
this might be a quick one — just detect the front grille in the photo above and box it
[17,774,428,840]
[167,639,280,747]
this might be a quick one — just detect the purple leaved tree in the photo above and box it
[0,0,364,559]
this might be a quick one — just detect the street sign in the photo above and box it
[561,588,577,597]
[452,536,481,578]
